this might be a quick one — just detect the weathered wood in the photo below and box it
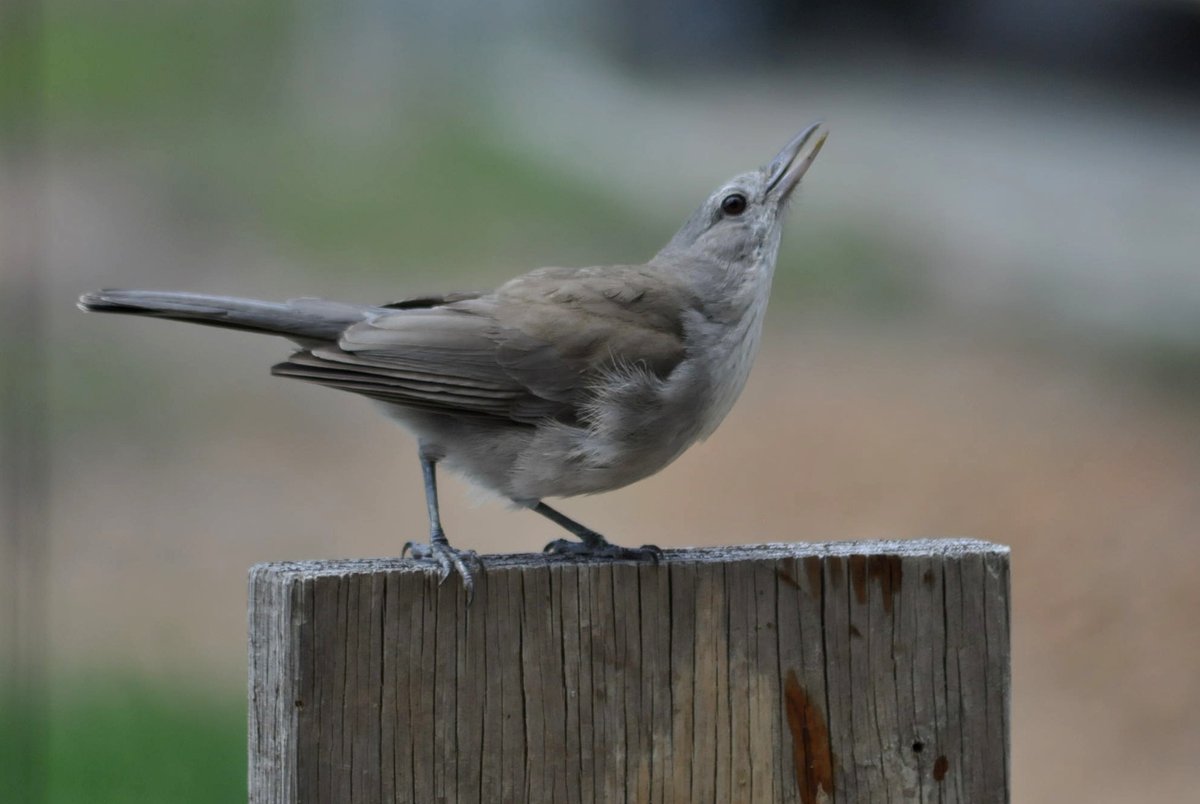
[249,540,1010,803]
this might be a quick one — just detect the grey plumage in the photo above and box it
[77,289,377,344]
[78,123,828,596]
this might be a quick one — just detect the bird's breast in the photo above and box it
[682,302,768,440]
[503,297,771,500]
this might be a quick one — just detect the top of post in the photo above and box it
[250,538,1008,581]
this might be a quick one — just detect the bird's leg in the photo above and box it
[403,450,483,600]
[532,502,662,562]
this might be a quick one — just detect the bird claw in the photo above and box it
[403,539,484,602]
[543,538,663,563]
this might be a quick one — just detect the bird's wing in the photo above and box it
[271,266,693,425]
[273,305,570,423]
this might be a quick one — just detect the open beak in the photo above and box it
[764,122,828,201]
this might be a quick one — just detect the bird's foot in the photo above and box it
[402,537,484,601]
[543,538,663,563]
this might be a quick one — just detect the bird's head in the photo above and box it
[658,123,827,273]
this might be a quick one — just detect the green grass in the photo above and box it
[2,676,245,804]
[1,0,290,134]
[2,0,661,273]
[230,120,665,274]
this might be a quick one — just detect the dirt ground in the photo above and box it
[49,316,1200,802]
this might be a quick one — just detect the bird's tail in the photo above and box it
[78,289,374,343]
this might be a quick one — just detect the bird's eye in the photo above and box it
[720,193,747,216]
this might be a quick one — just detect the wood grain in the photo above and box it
[249,540,1009,803]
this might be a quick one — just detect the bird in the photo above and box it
[78,122,828,598]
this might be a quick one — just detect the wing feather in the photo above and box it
[271,265,694,425]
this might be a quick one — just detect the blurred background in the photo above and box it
[2,0,1199,800]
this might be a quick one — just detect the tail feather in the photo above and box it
[78,289,374,343]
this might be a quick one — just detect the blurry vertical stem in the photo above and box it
[0,0,48,802]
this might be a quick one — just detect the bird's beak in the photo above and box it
[764,122,828,201]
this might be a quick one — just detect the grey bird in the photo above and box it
[78,123,828,596]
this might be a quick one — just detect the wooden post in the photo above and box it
[249,540,1009,803]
